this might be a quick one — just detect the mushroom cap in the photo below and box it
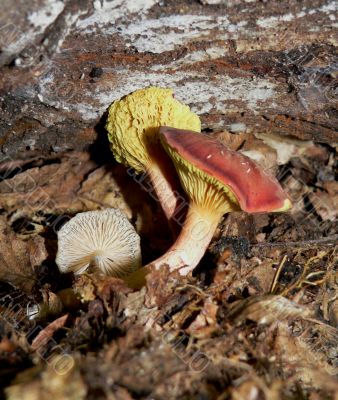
[159,127,291,213]
[56,209,141,277]
[105,87,201,173]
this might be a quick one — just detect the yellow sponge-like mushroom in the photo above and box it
[105,86,201,173]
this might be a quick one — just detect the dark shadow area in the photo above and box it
[88,110,113,167]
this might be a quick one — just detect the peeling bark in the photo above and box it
[0,0,337,162]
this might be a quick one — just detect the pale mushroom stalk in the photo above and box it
[148,204,224,276]
[147,162,177,218]
[124,202,229,288]
[146,153,188,231]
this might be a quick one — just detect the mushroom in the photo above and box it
[56,209,141,277]
[105,87,201,224]
[140,127,291,277]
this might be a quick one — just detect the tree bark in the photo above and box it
[0,0,336,163]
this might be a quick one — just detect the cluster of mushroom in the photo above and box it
[56,87,291,286]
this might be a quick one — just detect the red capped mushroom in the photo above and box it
[125,128,291,287]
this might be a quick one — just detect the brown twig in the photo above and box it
[252,235,338,249]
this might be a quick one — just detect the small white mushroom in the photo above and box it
[56,209,141,277]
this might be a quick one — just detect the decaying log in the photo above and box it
[0,0,337,162]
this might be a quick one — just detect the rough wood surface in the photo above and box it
[0,0,337,162]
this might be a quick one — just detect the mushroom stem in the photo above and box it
[124,205,221,289]
[149,205,221,276]
[146,152,188,235]
[147,160,181,223]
